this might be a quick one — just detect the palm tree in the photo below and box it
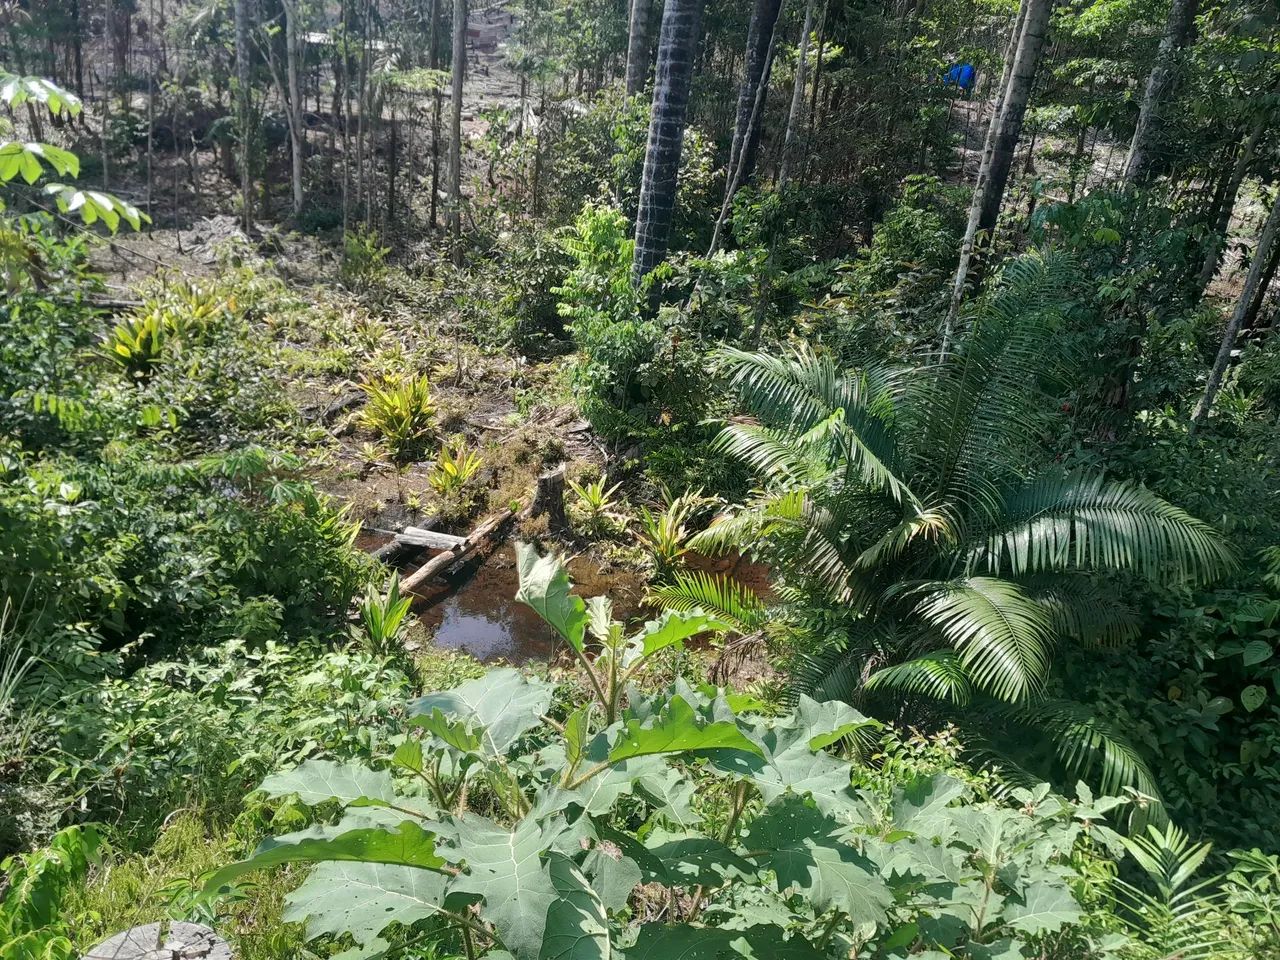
[632,0,705,288]
[674,251,1234,799]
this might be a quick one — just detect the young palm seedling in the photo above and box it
[359,374,436,461]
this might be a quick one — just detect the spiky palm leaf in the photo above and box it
[1113,825,1231,960]
[682,250,1235,803]
[647,570,765,634]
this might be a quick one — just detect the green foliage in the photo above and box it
[0,825,100,960]
[515,542,730,722]
[687,252,1234,802]
[357,572,413,658]
[208,661,1146,960]
[340,228,391,289]
[427,439,483,496]
[635,489,707,578]
[567,473,623,533]
[0,71,145,236]
[360,374,436,461]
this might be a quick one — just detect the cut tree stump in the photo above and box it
[532,464,567,532]
[83,923,232,960]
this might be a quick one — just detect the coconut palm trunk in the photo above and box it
[728,0,783,185]
[624,0,651,96]
[1123,0,1200,185]
[1192,189,1280,429]
[632,0,706,288]
[449,0,467,266]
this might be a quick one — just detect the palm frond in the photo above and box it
[648,570,765,634]
[1009,698,1162,801]
[972,472,1236,583]
[1112,824,1230,960]
[1021,574,1141,646]
[909,577,1054,703]
[688,489,808,556]
[866,650,973,705]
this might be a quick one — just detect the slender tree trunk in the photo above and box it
[449,0,467,265]
[632,0,705,287]
[71,0,85,98]
[1192,189,1280,428]
[285,0,306,216]
[1123,0,1200,185]
[1196,116,1264,296]
[728,0,782,185]
[942,0,1029,343]
[776,0,814,189]
[1243,234,1280,331]
[974,0,1054,240]
[625,0,650,96]
[805,0,828,147]
[234,0,253,231]
[709,5,779,254]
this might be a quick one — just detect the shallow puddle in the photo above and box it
[408,545,648,663]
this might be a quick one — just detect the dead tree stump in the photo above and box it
[83,923,233,960]
[533,464,567,532]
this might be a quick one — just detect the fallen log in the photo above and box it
[399,506,518,593]
[397,527,468,550]
[369,516,441,565]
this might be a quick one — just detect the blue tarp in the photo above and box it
[944,63,976,91]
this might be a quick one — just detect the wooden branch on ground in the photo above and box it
[397,528,467,549]
[369,515,441,565]
[400,506,519,593]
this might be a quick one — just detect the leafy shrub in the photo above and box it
[357,573,413,658]
[427,439,483,496]
[208,664,1142,960]
[1,825,101,960]
[360,374,436,461]
[555,203,710,441]
[340,227,391,289]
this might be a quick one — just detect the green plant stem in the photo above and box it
[816,911,844,949]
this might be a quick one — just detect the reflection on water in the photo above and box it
[408,545,646,663]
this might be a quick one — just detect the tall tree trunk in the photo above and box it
[1192,189,1280,429]
[285,0,306,216]
[776,0,814,189]
[624,0,650,96]
[71,0,85,98]
[727,0,782,185]
[632,0,705,287]
[974,0,1054,241]
[1123,0,1200,185]
[234,0,253,231]
[942,0,1029,343]
[1196,116,1264,296]
[449,0,467,266]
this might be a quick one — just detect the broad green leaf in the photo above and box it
[540,852,611,960]
[515,542,589,651]
[1003,879,1082,935]
[283,861,450,945]
[890,774,969,839]
[207,818,445,892]
[643,829,754,889]
[610,696,764,762]
[627,924,824,960]
[445,814,562,960]
[564,704,593,775]
[636,765,702,829]
[581,843,642,913]
[1242,684,1267,713]
[707,699,870,817]
[410,706,485,755]
[410,668,553,757]
[622,610,730,667]
[745,796,892,928]
[1243,640,1273,667]
[260,759,396,807]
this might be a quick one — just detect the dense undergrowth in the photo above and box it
[4,1,1280,958]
